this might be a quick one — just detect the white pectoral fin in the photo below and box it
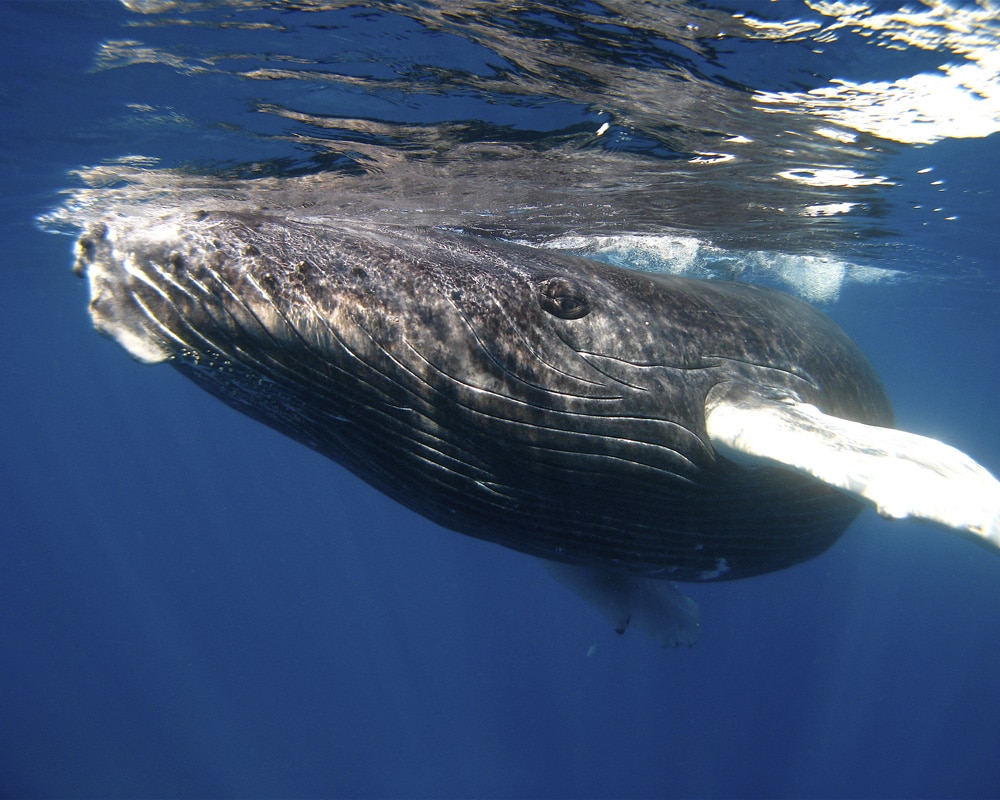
[542,561,700,647]
[704,382,1000,550]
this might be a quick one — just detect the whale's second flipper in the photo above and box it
[705,382,1000,550]
[542,561,701,647]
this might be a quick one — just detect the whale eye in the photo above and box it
[537,276,590,319]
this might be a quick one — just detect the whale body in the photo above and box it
[72,211,1000,645]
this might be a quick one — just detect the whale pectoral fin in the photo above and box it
[542,561,700,647]
[704,382,1000,550]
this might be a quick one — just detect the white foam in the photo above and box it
[542,233,900,304]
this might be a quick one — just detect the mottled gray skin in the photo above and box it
[76,212,892,581]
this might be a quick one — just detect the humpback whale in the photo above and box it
[72,211,1000,646]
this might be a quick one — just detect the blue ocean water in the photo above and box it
[3,1,1000,797]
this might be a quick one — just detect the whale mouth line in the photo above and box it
[400,343,708,471]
